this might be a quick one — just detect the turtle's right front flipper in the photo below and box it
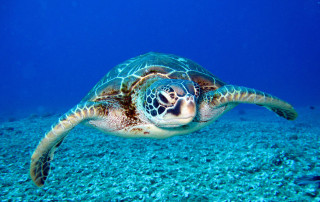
[30,102,108,187]
[202,85,298,121]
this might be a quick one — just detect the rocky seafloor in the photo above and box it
[0,106,319,201]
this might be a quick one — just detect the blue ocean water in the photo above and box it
[1,0,320,200]
[0,0,319,119]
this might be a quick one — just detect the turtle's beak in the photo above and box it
[180,94,196,119]
[162,94,196,126]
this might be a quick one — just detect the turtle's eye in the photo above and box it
[157,91,173,106]
[159,93,168,104]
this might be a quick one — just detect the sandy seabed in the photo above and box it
[0,106,319,201]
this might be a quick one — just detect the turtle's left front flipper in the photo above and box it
[204,85,298,120]
[30,102,108,187]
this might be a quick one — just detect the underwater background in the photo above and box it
[1,0,320,201]
[1,0,319,118]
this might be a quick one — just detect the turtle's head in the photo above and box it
[143,79,200,127]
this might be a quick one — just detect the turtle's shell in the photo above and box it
[83,52,225,102]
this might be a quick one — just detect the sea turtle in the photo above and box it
[30,52,297,187]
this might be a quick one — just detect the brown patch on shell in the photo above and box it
[188,71,224,92]
[121,75,138,94]
[99,78,122,96]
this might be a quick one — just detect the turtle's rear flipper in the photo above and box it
[207,85,297,120]
[30,102,106,187]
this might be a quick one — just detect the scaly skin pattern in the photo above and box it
[30,102,109,187]
[204,85,297,120]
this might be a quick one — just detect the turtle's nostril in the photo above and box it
[186,94,194,102]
